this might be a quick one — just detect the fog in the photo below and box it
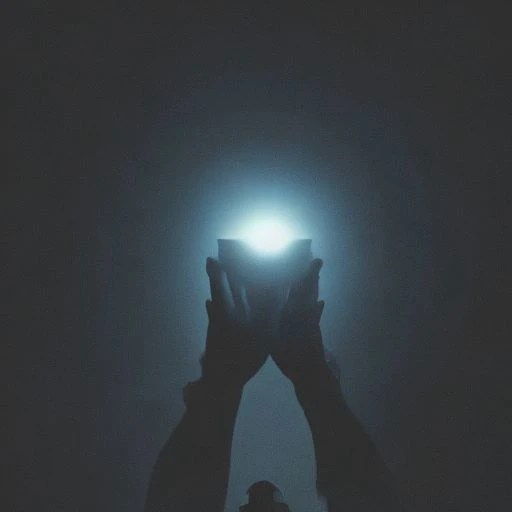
[7,5,509,511]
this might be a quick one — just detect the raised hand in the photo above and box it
[272,258,329,385]
[201,257,269,388]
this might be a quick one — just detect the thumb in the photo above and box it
[205,299,213,320]
[314,300,325,323]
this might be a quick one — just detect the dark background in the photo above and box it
[5,3,511,511]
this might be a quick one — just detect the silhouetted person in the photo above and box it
[144,258,403,511]
[239,481,290,512]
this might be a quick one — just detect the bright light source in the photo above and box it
[242,218,295,254]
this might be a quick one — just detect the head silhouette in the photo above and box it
[239,480,290,511]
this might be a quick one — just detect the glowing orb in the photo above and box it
[241,218,295,254]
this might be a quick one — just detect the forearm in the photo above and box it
[145,378,243,512]
[294,365,402,511]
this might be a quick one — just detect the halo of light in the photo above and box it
[241,218,295,254]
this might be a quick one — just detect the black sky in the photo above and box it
[5,4,511,512]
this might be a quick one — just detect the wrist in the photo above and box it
[292,361,344,409]
[183,376,243,411]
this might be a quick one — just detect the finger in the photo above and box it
[240,284,251,317]
[314,300,325,323]
[324,349,340,380]
[226,273,244,315]
[288,258,323,306]
[309,259,323,302]
[299,258,323,299]
[206,257,224,305]
[205,299,213,320]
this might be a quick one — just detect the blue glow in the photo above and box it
[241,217,295,254]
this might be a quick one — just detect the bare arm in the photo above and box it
[145,258,268,512]
[144,378,242,512]
[273,259,403,511]
[293,362,402,511]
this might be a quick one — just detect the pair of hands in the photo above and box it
[201,257,329,390]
